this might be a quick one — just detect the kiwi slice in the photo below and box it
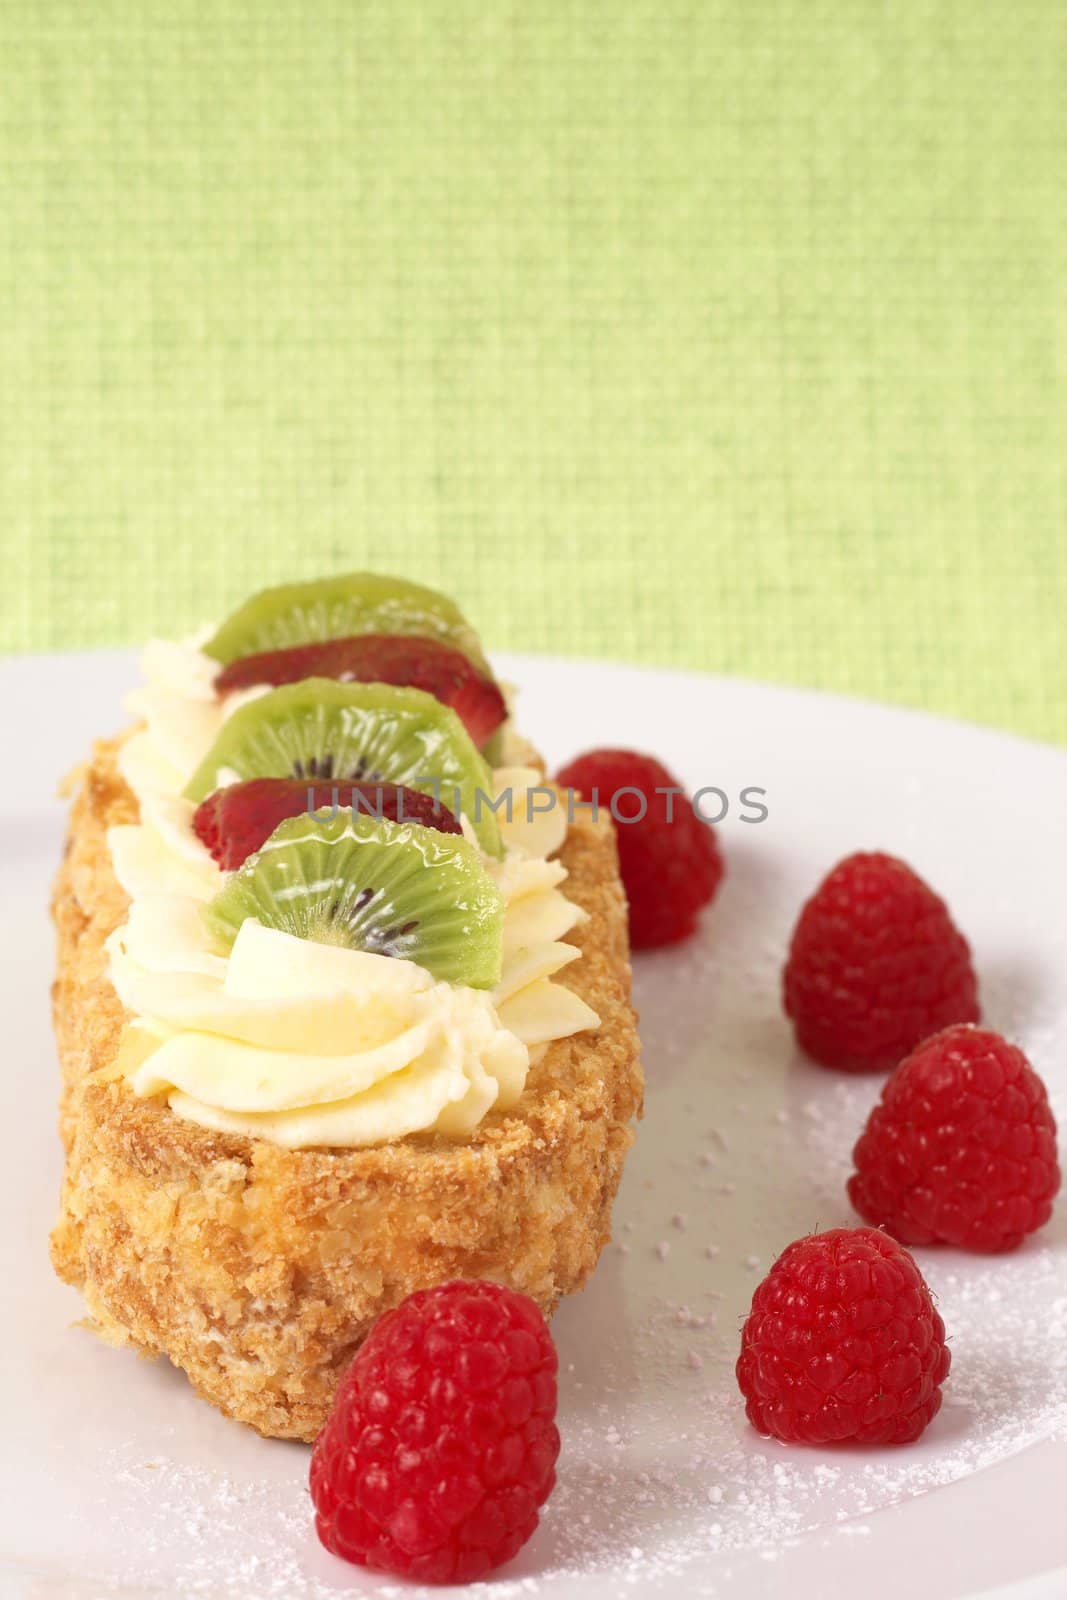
[204,811,505,988]
[184,680,502,857]
[203,572,490,676]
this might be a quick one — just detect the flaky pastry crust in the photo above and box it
[50,738,642,1440]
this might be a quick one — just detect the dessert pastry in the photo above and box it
[50,574,641,1441]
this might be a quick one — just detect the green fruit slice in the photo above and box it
[184,680,502,857]
[204,811,505,989]
[203,572,490,676]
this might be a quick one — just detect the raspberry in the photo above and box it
[554,749,724,949]
[737,1227,950,1446]
[310,1281,559,1584]
[849,1025,1061,1252]
[215,634,507,746]
[193,778,460,870]
[783,851,979,1072]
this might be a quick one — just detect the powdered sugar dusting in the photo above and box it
[48,848,1065,1600]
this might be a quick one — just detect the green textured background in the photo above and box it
[2,2,1064,744]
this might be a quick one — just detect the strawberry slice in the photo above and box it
[193,778,462,871]
[214,634,507,747]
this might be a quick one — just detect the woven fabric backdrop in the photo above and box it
[2,1,1065,744]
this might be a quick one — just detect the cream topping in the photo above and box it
[104,637,599,1148]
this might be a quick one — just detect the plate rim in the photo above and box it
[3,644,1065,766]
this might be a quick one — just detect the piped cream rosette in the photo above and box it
[103,639,599,1148]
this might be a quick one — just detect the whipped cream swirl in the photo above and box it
[104,638,599,1148]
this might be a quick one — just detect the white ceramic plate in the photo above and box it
[2,650,1065,1600]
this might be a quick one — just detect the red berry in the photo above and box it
[193,777,460,871]
[783,851,979,1073]
[554,749,724,949]
[310,1281,559,1585]
[849,1025,1061,1252]
[737,1227,950,1446]
[215,634,507,746]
